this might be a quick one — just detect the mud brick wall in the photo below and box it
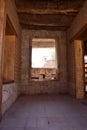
[21,29,67,95]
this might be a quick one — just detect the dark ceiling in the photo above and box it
[15,0,86,31]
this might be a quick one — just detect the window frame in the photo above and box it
[29,37,60,82]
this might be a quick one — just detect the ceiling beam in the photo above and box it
[20,20,70,28]
[21,23,67,31]
[17,8,78,15]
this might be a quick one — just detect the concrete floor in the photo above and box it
[0,95,87,130]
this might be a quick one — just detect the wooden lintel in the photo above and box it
[17,8,78,15]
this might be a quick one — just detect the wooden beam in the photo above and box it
[20,21,69,28]
[17,8,78,15]
[21,23,68,31]
[74,40,84,99]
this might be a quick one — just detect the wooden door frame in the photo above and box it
[72,25,87,99]
[0,0,6,120]
[74,40,84,99]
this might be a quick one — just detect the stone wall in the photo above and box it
[21,29,67,95]
[2,83,19,114]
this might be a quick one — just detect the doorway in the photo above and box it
[74,27,87,99]
[2,15,16,114]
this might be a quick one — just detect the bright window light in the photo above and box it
[32,47,57,68]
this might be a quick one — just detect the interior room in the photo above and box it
[0,0,87,129]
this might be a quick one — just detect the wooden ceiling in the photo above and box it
[15,0,86,31]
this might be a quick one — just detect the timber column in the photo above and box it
[0,0,6,120]
[74,40,84,99]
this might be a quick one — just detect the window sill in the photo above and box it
[29,79,58,82]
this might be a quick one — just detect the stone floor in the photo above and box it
[0,95,87,130]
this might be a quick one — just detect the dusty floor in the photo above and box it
[0,95,87,130]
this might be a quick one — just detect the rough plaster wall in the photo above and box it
[14,34,21,88]
[2,83,18,114]
[67,42,76,97]
[21,29,67,95]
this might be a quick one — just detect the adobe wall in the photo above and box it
[21,29,67,95]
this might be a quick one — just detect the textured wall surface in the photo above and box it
[67,41,76,97]
[2,83,19,114]
[21,29,67,95]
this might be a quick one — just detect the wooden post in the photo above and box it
[0,0,6,120]
[29,38,32,81]
[74,40,84,99]
[55,38,59,80]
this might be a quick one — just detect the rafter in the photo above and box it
[17,8,78,15]
[20,20,70,28]
[21,23,67,31]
